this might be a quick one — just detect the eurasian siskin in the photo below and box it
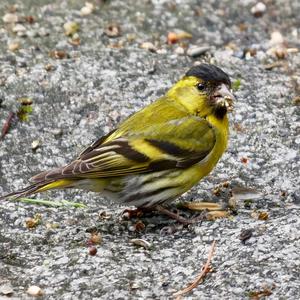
[1,63,235,221]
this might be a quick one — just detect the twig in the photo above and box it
[173,240,216,298]
[1,112,15,141]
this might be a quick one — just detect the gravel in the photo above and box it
[0,0,299,299]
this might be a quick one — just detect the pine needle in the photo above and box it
[173,240,216,298]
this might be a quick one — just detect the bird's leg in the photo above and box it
[154,205,207,225]
[122,202,228,224]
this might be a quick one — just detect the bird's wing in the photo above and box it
[31,116,215,182]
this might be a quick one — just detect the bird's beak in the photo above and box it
[213,83,235,112]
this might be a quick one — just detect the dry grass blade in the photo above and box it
[1,112,15,141]
[181,201,223,211]
[173,240,216,298]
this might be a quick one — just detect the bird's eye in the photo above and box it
[197,83,205,91]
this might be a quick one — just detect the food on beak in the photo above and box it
[213,83,235,111]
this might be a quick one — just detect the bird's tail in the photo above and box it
[0,179,76,201]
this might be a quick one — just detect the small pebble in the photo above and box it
[39,27,50,37]
[12,24,26,36]
[140,42,157,52]
[156,48,167,55]
[52,128,63,138]
[89,246,97,256]
[80,2,95,16]
[129,282,140,290]
[98,210,112,220]
[8,4,18,13]
[27,285,44,297]
[174,46,185,55]
[8,41,20,51]
[26,30,39,37]
[0,283,14,296]
[68,33,81,46]
[187,46,210,57]
[3,13,18,23]
[239,228,254,244]
[270,31,284,46]
[64,21,79,36]
[45,64,54,72]
[31,140,40,151]
[251,2,266,17]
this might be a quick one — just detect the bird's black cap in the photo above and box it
[186,64,231,86]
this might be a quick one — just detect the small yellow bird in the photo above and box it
[1,64,235,223]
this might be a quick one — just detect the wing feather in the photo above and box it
[31,115,216,182]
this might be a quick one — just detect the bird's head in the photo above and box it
[167,64,235,119]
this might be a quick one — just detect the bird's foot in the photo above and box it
[154,205,207,225]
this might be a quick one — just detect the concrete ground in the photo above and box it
[0,0,299,299]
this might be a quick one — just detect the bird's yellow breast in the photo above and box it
[197,114,228,175]
[184,113,229,189]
